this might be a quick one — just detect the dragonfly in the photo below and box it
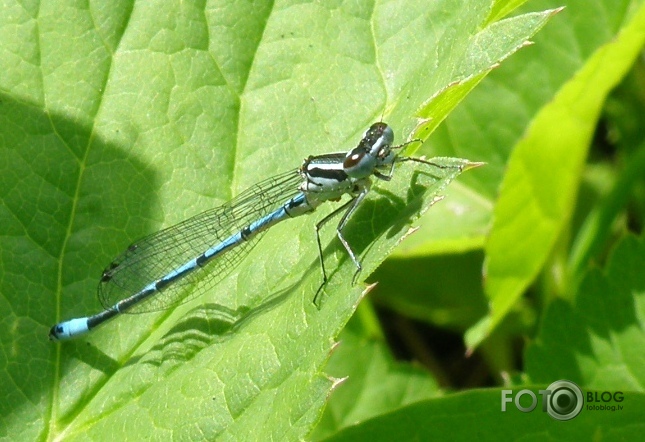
[49,122,462,340]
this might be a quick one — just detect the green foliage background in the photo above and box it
[0,0,643,440]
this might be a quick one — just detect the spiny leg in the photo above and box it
[334,188,370,286]
[401,156,461,171]
[313,198,356,307]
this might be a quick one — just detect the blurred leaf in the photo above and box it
[526,234,645,390]
[487,0,533,24]
[323,388,645,441]
[372,251,488,331]
[468,1,645,349]
[569,143,645,285]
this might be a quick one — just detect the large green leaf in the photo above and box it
[0,1,554,439]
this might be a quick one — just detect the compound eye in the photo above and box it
[344,148,364,169]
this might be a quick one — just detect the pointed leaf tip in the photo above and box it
[464,161,486,171]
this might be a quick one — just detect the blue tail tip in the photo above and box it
[49,325,61,341]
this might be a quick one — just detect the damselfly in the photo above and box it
[49,122,464,340]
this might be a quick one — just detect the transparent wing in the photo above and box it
[98,169,303,313]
